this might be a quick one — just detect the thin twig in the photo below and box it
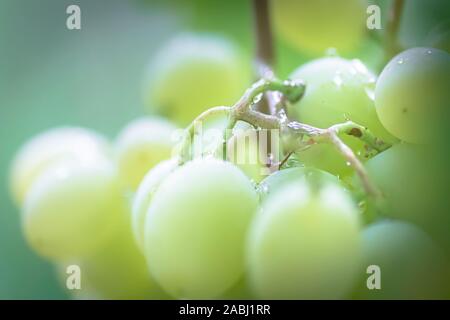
[328,132,381,198]
[179,76,385,198]
[385,0,404,61]
[252,0,278,115]
[253,0,274,69]
[179,106,231,164]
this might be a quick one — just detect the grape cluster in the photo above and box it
[9,1,450,300]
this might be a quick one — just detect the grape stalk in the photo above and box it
[179,0,392,199]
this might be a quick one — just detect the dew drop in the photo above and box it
[259,183,269,195]
[278,109,288,123]
[325,47,338,57]
[252,93,263,104]
[397,58,404,65]
[426,49,433,55]
[365,75,376,85]
[346,161,351,166]
[351,59,369,75]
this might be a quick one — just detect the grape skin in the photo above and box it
[271,0,366,55]
[258,166,345,203]
[219,277,254,300]
[290,57,392,140]
[23,158,124,260]
[143,158,258,299]
[143,33,250,125]
[354,220,450,299]
[375,47,450,144]
[115,117,177,190]
[363,143,450,253]
[294,138,365,178]
[247,181,362,299]
[132,158,178,251]
[227,127,275,183]
[60,211,169,300]
[10,127,110,206]
[289,57,394,177]
[364,143,429,223]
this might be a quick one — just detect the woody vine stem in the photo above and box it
[179,0,393,199]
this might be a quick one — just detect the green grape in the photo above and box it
[186,115,230,160]
[375,47,450,144]
[220,277,254,300]
[354,220,450,299]
[227,127,277,183]
[247,181,362,299]
[296,138,365,178]
[132,158,178,251]
[363,143,450,253]
[258,166,344,203]
[144,158,258,299]
[290,57,392,139]
[115,117,177,190]
[271,0,366,55]
[173,115,234,162]
[289,57,394,176]
[363,144,428,222]
[59,211,168,300]
[143,33,250,125]
[23,158,124,260]
[10,127,111,206]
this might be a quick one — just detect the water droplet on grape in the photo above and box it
[252,93,263,104]
[325,47,338,57]
[346,161,351,166]
[259,183,269,195]
[397,58,404,65]
[426,49,433,55]
[351,59,369,75]
[277,109,288,123]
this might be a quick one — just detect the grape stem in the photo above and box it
[384,0,404,62]
[235,81,387,198]
[252,0,279,116]
[179,77,390,199]
[179,106,231,163]
[179,0,392,199]
[327,132,381,198]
